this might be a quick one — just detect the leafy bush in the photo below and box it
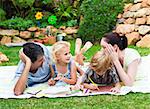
[6,0,35,18]
[0,17,34,30]
[54,0,82,23]
[0,8,6,21]
[66,20,78,27]
[0,0,82,29]
[78,0,124,43]
[12,0,35,9]
[123,0,134,3]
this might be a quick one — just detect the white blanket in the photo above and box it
[0,66,147,99]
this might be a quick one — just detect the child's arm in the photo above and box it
[61,62,77,85]
[71,80,99,91]
[48,65,56,86]
[110,82,121,93]
[77,66,84,76]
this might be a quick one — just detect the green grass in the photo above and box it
[1,43,150,109]
[1,93,150,109]
[0,46,21,66]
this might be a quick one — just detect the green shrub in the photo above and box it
[12,0,35,9]
[123,0,134,3]
[54,0,82,23]
[0,8,6,21]
[1,0,82,29]
[0,17,34,30]
[78,0,124,43]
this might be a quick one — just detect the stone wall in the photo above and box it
[115,0,150,47]
[0,26,78,45]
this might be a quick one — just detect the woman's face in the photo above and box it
[101,38,118,52]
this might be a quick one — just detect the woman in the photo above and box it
[100,32,143,86]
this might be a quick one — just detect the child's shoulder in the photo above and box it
[69,59,76,66]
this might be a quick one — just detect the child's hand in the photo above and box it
[48,79,56,86]
[89,84,99,90]
[84,84,99,90]
[54,76,62,81]
[54,74,64,81]
[73,84,84,90]
[110,87,120,93]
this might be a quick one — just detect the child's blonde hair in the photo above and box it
[52,41,70,63]
[90,51,112,75]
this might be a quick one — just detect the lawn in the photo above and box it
[1,41,150,109]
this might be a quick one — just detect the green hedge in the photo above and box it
[0,8,6,21]
[78,0,125,43]
[0,17,34,30]
[0,0,82,29]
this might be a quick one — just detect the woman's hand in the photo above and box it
[110,87,120,93]
[105,44,119,62]
[70,84,84,90]
[19,51,31,64]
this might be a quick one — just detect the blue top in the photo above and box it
[15,43,52,86]
[52,61,71,86]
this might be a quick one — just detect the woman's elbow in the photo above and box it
[124,80,134,86]
[125,83,133,87]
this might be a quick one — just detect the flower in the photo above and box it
[48,15,57,25]
[35,12,43,20]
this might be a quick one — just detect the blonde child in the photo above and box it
[48,41,77,86]
[77,51,121,93]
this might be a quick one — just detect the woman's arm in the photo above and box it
[113,59,139,86]
[106,44,139,86]
[14,52,31,96]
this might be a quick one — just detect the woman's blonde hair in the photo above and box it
[52,41,70,63]
[90,51,112,75]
